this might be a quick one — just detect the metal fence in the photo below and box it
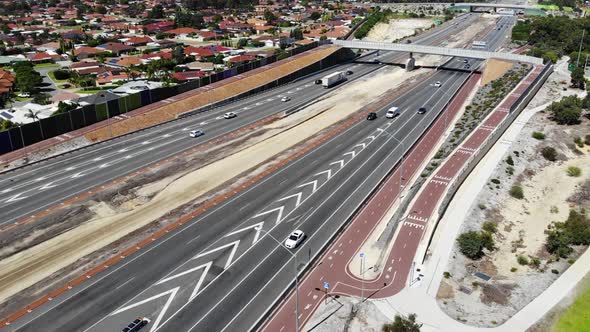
[0,42,321,156]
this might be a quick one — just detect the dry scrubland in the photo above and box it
[437,59,590,327]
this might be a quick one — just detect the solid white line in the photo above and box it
[186,235,201,246]
[115,277,135,290]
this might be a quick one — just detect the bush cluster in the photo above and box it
[546,209,590,258]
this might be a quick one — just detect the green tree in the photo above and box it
[290,27,303,40]
[309,12,321,21]
[53,101,79,115]
[547,95,582,125]
[571,66,585,89]
[0,118,15,130]
[173,45,185,64]
[25,109,44,139]
[148,4,165,19]
[382,313,422,332]
[264,10,276,24]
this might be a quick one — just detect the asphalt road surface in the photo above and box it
[0,13,479,228]
[5,13,514,332]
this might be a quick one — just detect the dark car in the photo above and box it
[367,112,377,120]
[417,107,427,114]
[406,39,412,44]
[315,79,322,84]
[346,70,353,75]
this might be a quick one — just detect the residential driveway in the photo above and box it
[36,66,61,97]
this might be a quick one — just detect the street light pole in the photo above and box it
[382,130,406,195]
[259,228,300,332]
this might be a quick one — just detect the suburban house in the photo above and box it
[123,36,153,46]
[171,70,207,82]
[27,51,62,63]
[166,27,199,38]
[74,46,107,59]
[69,61,101,73]
[97,42,136,56]
[0,68,14,102]
[144,21,175,34]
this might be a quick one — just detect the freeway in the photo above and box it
[12,62,471,332]
[0,13,479,228]
[5,13,510,332]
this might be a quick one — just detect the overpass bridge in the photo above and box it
[375,2,535,10]
[333,40,544,65]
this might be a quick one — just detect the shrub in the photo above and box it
[532,131,545,140]
[568,259,576,264]
[482,221,497,234]
[52,69,71,80]
[585,134,590,145]
[509,185,524,199]
[574,136,584,148]
[552,269,560,274]
[478,203,487,210]
[546,210,590,258]
[457,231,487,260]
[548,95,582,125]
[542,146,558,161]
[491,178,500,184]
[506,155,514,166]
[510,267,518,272]
[567,166,582,177]
[530,257,541,268]
[443,271,451,279]
[506,166,514,175]
[517,255,529,265]
[550,206,559,214]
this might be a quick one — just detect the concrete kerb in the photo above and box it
[412,63,552,273]
[0,74,418,327]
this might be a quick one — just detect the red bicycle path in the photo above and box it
[262,65,543,332]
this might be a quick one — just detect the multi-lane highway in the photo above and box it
[3,13,516,332]
[0,14,479,228]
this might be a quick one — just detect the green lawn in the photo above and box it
[14,96,31,102]
[555,276,590,331]
[34,63,59,70]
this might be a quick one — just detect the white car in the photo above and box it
[224,112,237,119]
[281,96,291,102]
[189,130,204,138]
[285,230,305,249]
[386,107,400,119]
[434,81,442,88]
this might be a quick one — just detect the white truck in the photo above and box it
[321,71,345,88]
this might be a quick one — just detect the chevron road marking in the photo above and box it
[110,287,179,332]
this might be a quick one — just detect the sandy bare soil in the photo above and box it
[365,19,435,43]
[437,58,590,327]
[0,65,430,314]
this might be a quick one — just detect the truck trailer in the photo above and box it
[321,71,345,88]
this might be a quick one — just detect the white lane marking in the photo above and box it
[4,193,27,203]
[1,187,14,194]
[195,240,241,270]
[156,262,212,301]
[278,192,303,207]
[115,277,135,290]
[186,235,201,245]
[313,169,332,179]
[200,121,208,125]
[71,172,84,178]
[225,222,264,245]
[297,180,318,193]
[39,182,57,190]
[253,206,285,225]
[329,160,345,168]
[110,287,179,332]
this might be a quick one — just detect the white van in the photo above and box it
[386,107,400,118]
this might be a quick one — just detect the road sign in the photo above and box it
[359,252,365,258]
[323,281,330,289]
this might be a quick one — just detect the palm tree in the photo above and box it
[25,109,44,140]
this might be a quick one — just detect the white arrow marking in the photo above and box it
[118,148,128,152]
[39,182,57,190]
[343,151,356,159]
[266,98,273,101]
[255,102,262,106]
[65,166,76,171]
[367,135,376,141]
[195,240,240,270]
[216,116,223,120]
[99,163,110,169]
[200,121,208,125]
[125,155,132,159]
[162,134,171,138]
[243,107,250,110]
[226,222,264,245]
[1,187,14,194]
[253,206,285,225]
[35,177,46,182]
[376,128,385,133]
[314,169,332,179]
[329,160,345,168]
[157,262,212,301]
[297,180,318,193]
[5,193,27,203]
[354,142,366,149]
[71,172,84,178]
[142,141,150,145]
[278,192,303,207]
[110,287,179,332]
[93,157,103,162]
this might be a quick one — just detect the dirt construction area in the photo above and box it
[0,63,432,318]
[436,58,590,327]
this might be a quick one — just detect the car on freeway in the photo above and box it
[464,64,471,70]
[386,107,400,119]
[281,96,291,102]
[373,58,380,64]
[346,70,353,75]
[285,230,305,249]
[315,79,322,85]
[224,112,237,119]
[417,107,427,114]
[406,39,412,44]
[366,112,377,120]
[122,317,150,332]
[434,81,442,88]
[189,129,205,138]
[463,58,469,63]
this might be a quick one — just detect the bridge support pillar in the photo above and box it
[405,56,415,72]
